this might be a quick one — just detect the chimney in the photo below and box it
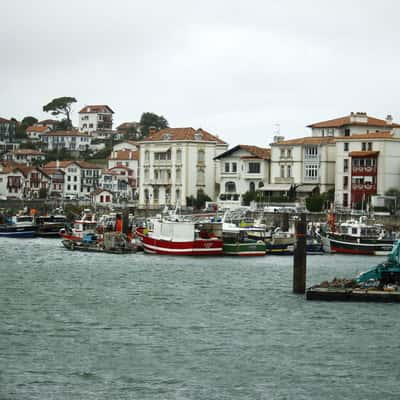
[149,126,157,135]
[386,114,393,125]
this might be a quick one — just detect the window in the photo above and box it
[362,142,366,151]
[225,182,236,193]
[344,159,348,172]
[198,149,205,163]
[232,162,237,172]
[287,165,291,177]
[368,142,372,151]
[305,164,318,180]
[343,176,348,189]
[344,143,349,151]
[248,162,260,173]
[224,163,230,173]
[280,165,285,178]
[176,149,182,163]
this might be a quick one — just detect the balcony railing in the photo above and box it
[351,183,377,191]
[352,166,377,174]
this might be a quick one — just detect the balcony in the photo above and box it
[275,177,294,184]
[351,166,377,175]
[352,183,377,191]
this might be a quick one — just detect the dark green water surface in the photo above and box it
[1,238,399,399]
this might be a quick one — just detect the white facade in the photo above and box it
[215,145,270,208]
[41,131,91,152]
[138,128,228,207]
[270,137,336,194]
[79,105,114,135]
[335,133,400,208]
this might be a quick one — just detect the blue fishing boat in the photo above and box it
[0,215,38,238]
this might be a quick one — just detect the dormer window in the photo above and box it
[163,133,172,140]
[194,130,203,140]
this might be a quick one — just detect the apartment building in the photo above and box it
[138,127,228,207]
[79,105,114,135]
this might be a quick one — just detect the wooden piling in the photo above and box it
[293,213,307,294]
[281,212,289,232]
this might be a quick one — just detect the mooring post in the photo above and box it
[293,213,307,294]
[281,212,289,232]
[122,209,130,235]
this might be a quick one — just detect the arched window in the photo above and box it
[249,182,255,192]
[225,181,236,193]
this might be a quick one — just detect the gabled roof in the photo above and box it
[307,113,400,128]
[141,127,227,145]
[272,136,337,146]
[41,130,89,137]
[76,161,102,169]
[91,188,113,195]
[214,144,271,160]
[11,149,45,156]
[44,160,80,168]
[108,150,139,161]
[26,125,49,133]
[79,105,114,114]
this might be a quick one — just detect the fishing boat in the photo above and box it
[136,219,223,255]
[62,232,136,254]
[59,210,97,241]
[222,223,266,256]
[325,216,396,255]
[0,215,39,238]
[36,214,68,238]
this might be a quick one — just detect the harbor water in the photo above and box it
[1,238,399,399]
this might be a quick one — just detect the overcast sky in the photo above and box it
[1,0,400,146]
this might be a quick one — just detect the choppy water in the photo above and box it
[0,238,399,399]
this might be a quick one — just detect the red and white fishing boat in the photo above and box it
[59,210,98,241]
[136,219,223,255]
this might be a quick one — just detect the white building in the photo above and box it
[78,105,114,135]
[335,131,400,208]
[308,112,400,137]
[270,136,336,196]
[99,166,137,201]
[3,149,46,165]
[26,125,50,141]
[214,144,271,208]
[91,188,113,206]
[112,141,138,152]
[41,130,91,152]
[138,127,228,207]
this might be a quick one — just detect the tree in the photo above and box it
[43,97,77,128]
[139,112,169,138]
[305,194,325,212]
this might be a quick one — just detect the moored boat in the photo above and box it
[137,219,223,255]
[222,223,266,256]
[0,215,39,238]
[325,217,396,255]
